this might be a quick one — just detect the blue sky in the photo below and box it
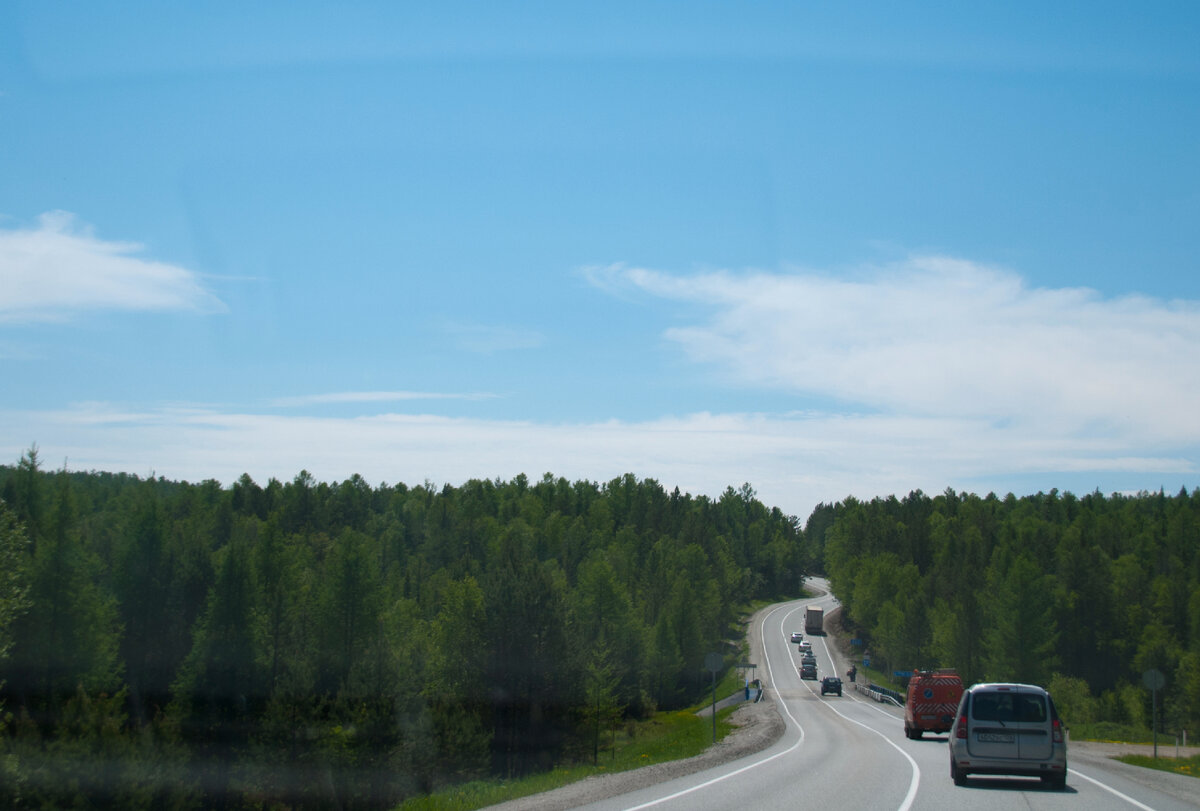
[3,1,1199,518]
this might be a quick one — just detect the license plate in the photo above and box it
[977,733,1014,743]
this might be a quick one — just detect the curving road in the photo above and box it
[571,579,1199,811]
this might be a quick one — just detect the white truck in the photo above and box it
[805,605,824,634]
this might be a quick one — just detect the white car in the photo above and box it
[790,631,804,643]
[949,683,1067,789]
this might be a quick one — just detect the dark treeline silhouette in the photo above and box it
[814,487,1200,735]
[0,448,808,808]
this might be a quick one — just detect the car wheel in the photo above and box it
[1041,774,1066,790]
[951,758,967,786]
[911,728,923,740]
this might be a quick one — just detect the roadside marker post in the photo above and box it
[1143,669,1166,759]
[705,652,722,744]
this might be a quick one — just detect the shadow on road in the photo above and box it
[957,776,1077,794]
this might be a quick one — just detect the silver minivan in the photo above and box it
[948,683,1067,789]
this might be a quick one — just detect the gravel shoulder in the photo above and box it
[1068,740,1199,806]
[485,604,788,811]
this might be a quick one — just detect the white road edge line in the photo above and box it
[1068,767,1160,811]
[620,604,806,811]
[790,600,919,811]
[801,674,921,811]
[800,590,1157,811]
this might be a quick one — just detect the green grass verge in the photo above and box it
[1069,722,1172,745]
[395,706,739,811]
[855,665,902,693]
[1114,753,1200,780]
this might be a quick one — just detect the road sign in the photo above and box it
[851,638,862,646]
[705,652,722,673]
[894,670,913,678]
[1143,669,1166,690]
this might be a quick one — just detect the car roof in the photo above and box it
[966,682,1049,694]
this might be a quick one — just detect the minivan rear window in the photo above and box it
[971,692,1047,723]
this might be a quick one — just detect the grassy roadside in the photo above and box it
[1113,753,1200,780]
[396,705,739,811]
[395,601,776,811]
[853,665,903,693]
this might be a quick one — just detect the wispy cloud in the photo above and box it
[593,257,1200,444]
[2,400,1194,518]
[0,211,225,323]
[4,256,1197,516]
[269,391,498,408]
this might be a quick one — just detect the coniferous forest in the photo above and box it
[3,447,1199,808]
[811,488,1200,738]
[0,449,807,808]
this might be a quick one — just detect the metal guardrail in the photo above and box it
[854,682,904,708]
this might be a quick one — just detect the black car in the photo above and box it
[821,676,843,696]
[800,663,818,680]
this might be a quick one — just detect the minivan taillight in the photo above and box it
[1052,718,1063,743]
[956,715,968,739]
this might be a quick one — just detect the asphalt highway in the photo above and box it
[571,581,1199,811]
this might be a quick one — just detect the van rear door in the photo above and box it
[1012,691,1052,761]
[967,686,1052,761]
[967,688,1021,761]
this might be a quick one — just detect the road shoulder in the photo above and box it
[486,604,788,810]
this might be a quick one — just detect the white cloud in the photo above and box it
[0,211,225,322]
[3,255,1197,517]
[597,257,1200,445]
[2,401,1194,519]
[269,391,499,407]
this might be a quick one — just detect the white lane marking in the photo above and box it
[621,603,808,811]
[788,598,919,811]
[1068,767,1160,810]
[624,595,918,811]
[801,602,1155,811]
[798,671,921,811]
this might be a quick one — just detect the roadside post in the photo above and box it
[1143,669,1166,758]
[705,652,722,744]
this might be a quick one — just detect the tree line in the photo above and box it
[813,487,1200,734]
[0,448,808,809]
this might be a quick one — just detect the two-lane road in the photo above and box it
[570,580,1199,811]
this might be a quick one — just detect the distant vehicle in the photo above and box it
[797,641,812,654]
[949,683,1067,789]
[821,676,843,696]
[904,669,964,739]
[800,662,818,680]
[790,631,804,643]
[805,605,824,634]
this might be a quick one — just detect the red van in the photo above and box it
[904,669,964,739]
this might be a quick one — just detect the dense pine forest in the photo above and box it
[4,448,1198,809]
[811,488,1200,736]
[0,449,808,808]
